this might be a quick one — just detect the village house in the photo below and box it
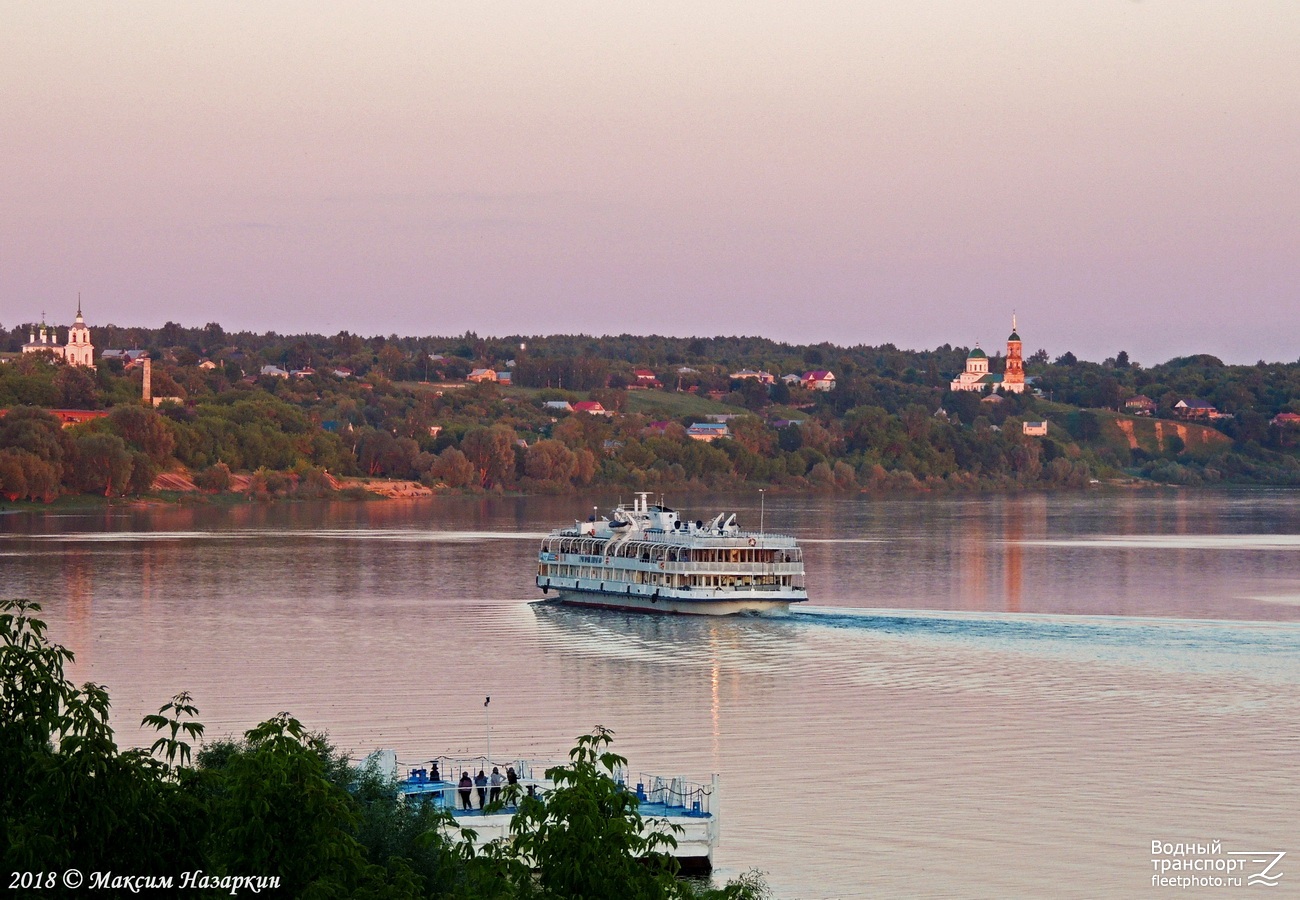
[1173,399,1217,419]
[260,365,289,378]
[687,422,730,442]
[630,369,662,389]
[1022,421,1048,436]
[572,401,610,416]
[96,349,150,371]
[730,368,775,385]
[1270,412,1300,427]
[801,370,836,391]
[1124,395,1156,416]
[466,368,497,383]
[543,400,573,412]
[496,371,513,385]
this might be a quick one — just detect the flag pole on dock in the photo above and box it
[759,489,765,543]
[484,696,491,763]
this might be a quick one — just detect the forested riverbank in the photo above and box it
[3,326,1298,504]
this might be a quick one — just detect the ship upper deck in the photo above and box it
[546,526,799,549]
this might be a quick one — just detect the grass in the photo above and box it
[624,390,748,419]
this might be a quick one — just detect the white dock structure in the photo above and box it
[394,756,720,874]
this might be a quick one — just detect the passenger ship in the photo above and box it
[536,493,807,615]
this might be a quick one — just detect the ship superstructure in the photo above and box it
[536,493,807,615]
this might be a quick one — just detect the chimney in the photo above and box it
[142,357,153,404]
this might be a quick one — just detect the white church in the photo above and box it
[22,304,96,369]
[950,317,1026,394]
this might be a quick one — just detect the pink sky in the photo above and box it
[2,2,1297,363]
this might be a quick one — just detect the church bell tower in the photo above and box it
[1004,315,1025,392]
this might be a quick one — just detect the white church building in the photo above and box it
[22,304,96,369]
[950,317,1026,394]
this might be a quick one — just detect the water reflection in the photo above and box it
[4,492,1300,897]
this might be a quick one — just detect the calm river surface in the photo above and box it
[5,490,1300,898]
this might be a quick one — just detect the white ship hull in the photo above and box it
[545,587,797,616]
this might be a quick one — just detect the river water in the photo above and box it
[4,491,1299,897]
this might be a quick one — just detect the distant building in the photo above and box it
[781,373,802,385]
[0,408,109,428]
[466,368,497,383]
[801,370,836,391]
[1173,399,1217,419]
[544,400,573,411]
[198,359,218,370]
[1125,395,1156,416]
[291,367,316,378]
[332,367,354,378]
[496,370,513,385]
[951,316,1026,393]
[1023,421,1048,436]
[260,365,289,378]
[730,368,775,385]
[687,422,730,441]
[22,303,95,369]
[572,401,610,416]
[102,349,150,369]
[631,369,662,389]
[1271,412,1300,427]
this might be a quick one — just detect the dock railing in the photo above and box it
[396,757,712,818]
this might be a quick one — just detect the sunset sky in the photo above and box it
[3,2,1297,363]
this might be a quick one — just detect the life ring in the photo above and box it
[604,556,610,565]
[658,561,665,570]
[748,537,757,547]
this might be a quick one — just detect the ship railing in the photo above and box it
[656,561,803,575]
[632,529,797,545]
[396,756,567,810]
[632,774,713,817]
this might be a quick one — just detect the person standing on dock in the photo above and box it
[458,772,473,810]
[505,766,519,806]
[489,767,504,805]
[475,770,488,809]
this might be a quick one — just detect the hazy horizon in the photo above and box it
[4,2,1297,365]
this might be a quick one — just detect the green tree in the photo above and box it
[71,432,133,496]
[524,439,577,483]
[108,406,177,464]
[460,425,518,488]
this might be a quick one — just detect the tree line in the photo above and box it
[3,325,1300,502]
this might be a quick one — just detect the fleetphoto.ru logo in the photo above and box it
[1151,840,1286,889]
